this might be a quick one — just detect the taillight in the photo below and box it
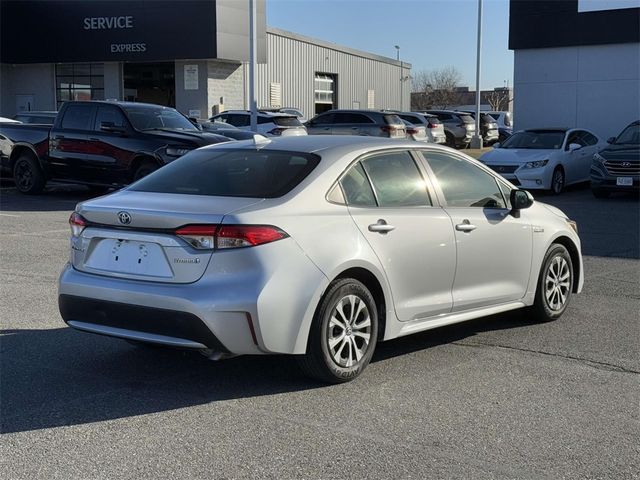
[427,123,437,129]
[217,225,288,249]
[175,225,216,250]
[175,224,288,250]
[406,127,418,135]
[69,212,87,237]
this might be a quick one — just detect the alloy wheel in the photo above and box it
[15,160,34,191]
[552,169,564,194]
[545,256,571,311]
[326,294,372,368]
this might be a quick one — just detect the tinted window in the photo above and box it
[566,131,587,149]
[383,114,403,125]
[436,113,451,121]
[614,124,640,145]
[60,104,93,130]
[399,114,423,125]
[423,152,506,208]
[273,116,303,127]
[362,151,431,207]
[94,106,127,130]
[339,163,376,207]
[333,113,374,124]
[458,114,475,124]
[123,106,198,131]
[581,131,598,146]
[131,149,320,198]
[225,114,250,127]
[310,113,335,125]
[501,131,565,150]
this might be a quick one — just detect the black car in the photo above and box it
[0,101,230,194]
[590,120,639,198]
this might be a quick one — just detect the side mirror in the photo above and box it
[607,137,616,144]
[493,142,501,149]
[100,121,126,134]
[510,189,533,212]
[568,143,582,152]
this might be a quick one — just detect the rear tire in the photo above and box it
[297,278,378,384]
[13,153,46,194]
[529,244,574,322]
[133,160,158,182]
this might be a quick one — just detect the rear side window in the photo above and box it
[422,151,506,208]
[362,151,431,207]
[130,149,320,198]
[60,105,93,130]
[339,163,376,207]
[227,114,250,127]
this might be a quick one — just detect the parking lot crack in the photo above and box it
[453,340,640,375]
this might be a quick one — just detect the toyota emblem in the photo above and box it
[117,211,132,225]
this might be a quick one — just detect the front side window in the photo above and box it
[361,151,431,207]
[565,131,587,149]
[94,106,127,130]
[423,152,506,208]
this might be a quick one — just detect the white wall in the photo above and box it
[0,63,56,116]
[513,43,640,140]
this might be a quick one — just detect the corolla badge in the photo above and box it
[117,211,132,225]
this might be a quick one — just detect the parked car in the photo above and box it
[395,112,446,144]
[461,111,499,145]
[59,135,583,383]
[424,110,476,148]
[305,110,406,138]
[498,126,513,143]
[210,110,307,137]
[479,128,604,194]
[198,120,257,140]
[0,101,230,194]
[14,111,57,125]
[400,119,428,142]
[487,111,513,129]
[590,120,639,198]
[260,107,307,123]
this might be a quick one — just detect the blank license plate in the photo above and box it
[616,177,633,186]
[85,239,172,277]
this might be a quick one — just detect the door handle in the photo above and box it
[455,220,477,232]
[368,219,395,234]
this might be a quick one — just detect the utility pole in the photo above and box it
[249,0,257,132]
[471,0,483,149]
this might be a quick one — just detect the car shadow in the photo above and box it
[1,309,534,434]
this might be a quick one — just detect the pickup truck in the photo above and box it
[0,101,230,194]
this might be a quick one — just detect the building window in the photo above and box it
[314,73,336,114]
[56,63,105,108]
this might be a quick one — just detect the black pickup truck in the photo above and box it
[0,101,230,194]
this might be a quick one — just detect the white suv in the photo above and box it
[210,110,307,137]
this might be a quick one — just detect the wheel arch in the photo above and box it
[9,144,40,169]
[130,153,161,182]
[551,235,581,294]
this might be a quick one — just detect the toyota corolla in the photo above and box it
[58,136,583,383]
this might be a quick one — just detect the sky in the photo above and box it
[266,0,513,91]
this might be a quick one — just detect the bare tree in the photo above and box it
[410,66,463,110]
[485,89,513,111]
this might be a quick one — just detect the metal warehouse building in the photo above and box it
[0,0,410,120]
[509,0,640,140]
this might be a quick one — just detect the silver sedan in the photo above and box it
[59,136,584,383]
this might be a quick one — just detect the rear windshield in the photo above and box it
[130,149,320,198]
[426,116,441,126]
[458,114,475,124]
[273,116,303,127]
[383,114,403,125]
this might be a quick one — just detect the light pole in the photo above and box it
[249,0,258,133]
[470,0,483,149]
[395,45,402,111]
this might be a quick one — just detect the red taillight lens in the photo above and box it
[175,224,288,250]
[217,225,288,249]
[427,123,437,128]
[175,225,216,250]
[69,212,87,237]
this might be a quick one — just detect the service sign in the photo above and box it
[1,1,217,63]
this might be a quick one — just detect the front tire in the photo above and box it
[297,278,378,384]
[529,244,574,322]
[13,153,46,194]
[551,167,565,195]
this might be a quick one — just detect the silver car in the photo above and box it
[305,110,406,139]
[59,136,584,383]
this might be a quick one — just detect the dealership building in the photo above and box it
[0,0,411,120]
[510,0,640,139]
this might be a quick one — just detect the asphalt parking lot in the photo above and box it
[1,182,638,479]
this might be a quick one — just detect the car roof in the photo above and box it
[218,110,296,117]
